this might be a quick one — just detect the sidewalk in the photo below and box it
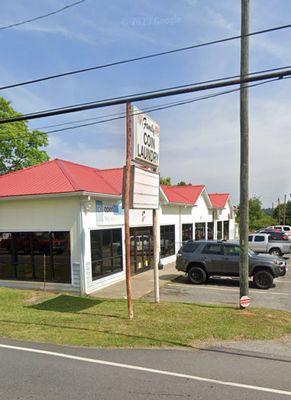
[90,262,179,299]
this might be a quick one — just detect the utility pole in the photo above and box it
[239,0,250,306]
[278,197,281,224]
[283,194,287,225]
[125,102,133,319]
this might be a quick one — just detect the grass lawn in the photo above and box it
[0,287,290,348]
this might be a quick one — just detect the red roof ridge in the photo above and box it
[0,159,54,179]
[209,192,229,195]
[170,184,205,188]
[99,167,123,172]
[54,158,100,172]
[55,159,80,191]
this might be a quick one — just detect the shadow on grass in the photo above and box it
[27,295,132,320]
[0,319,191,348]
[28,295,103,313]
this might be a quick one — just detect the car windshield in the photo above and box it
[248,249,256,256]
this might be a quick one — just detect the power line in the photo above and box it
[42,78,281,134]
[31,64,291,131]
[1,67,290,125]
[1,21,291,90]
[0,0,87,31]
[31,64,291,130]
[1,76,289,141]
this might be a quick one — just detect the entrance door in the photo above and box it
[130,227,153,274]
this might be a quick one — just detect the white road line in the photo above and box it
[0,344,291,397]
[169,284,290,296]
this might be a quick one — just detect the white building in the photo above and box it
[0,159,236,294]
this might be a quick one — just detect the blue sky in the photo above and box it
[1,0,291,206]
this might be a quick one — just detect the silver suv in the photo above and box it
[176,240,286,289]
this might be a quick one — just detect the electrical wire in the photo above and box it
[1,66,291,125]
[1,21,291,90]
[32,64,291,131]
[0,0,87,31]
[42,77,283,134]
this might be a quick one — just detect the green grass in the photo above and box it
[0,287,290,348]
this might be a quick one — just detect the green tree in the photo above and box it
[273,201,291,225]
[160,177,172,185]
[237,197,276,231]
[0,97,49,174]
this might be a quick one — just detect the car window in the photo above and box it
[182,242,200,253]
[284,227,290,231]
[224,245,240,256]
[248,235,253,242]
[254,236,265,242]
[202,243,223,255]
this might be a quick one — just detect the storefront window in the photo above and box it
[182,224,193,244]
[195,223,206,240]
[130,227,153,274]
[207,222,214,240]
[160,225,175,258]
[91,229,123,280]
[0,232,71,283]
[223,221,229,240]
[217,221,223,240]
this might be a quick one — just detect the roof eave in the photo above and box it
[0,191,122,201]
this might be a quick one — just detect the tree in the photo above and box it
[0,97,49,174]
[177,181,192,186]
[273,201,291,225]
[160,177,172,185]
[237,196,275,231]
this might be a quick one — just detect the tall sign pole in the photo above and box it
[239,0,250,306]
[125,102,133,319]
[153,190,160,303]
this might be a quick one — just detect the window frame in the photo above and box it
[90,228,123,281]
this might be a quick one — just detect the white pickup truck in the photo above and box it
[248,233,291,256]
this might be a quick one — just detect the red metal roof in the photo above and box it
[161,185,205,205]
[209,193,229,208]
[0,159,123,198]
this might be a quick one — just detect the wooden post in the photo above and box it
[239,0,250,305]
[153,206,159,303]
[125,103,133,319]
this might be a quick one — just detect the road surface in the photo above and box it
[0,338,290,399]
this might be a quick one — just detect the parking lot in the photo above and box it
[154,258,291,311]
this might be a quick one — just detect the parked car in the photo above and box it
[267,225,291,233]
[176,240,286,289]
[259,230,289,241]
[248,233,291,256]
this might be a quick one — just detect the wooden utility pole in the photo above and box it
[153,206,160,303]
[278,197,281,224]
[125,102,133,319]
[239,0,250,305]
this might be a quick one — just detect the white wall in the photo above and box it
[0,196,81,291]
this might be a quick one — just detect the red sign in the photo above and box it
[240,296,250,308]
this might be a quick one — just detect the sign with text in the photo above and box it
[132,106,160,168]
[96,200,123,223]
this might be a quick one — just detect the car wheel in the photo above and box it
[188,266,207,284]
[253,270,273,289]
[269,248,282,257]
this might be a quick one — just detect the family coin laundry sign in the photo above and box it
[133,106,160,168]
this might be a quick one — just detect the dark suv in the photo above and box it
[176,240,286,289]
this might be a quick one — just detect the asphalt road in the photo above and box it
[0,338,291,399]
[154,258,291,311]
